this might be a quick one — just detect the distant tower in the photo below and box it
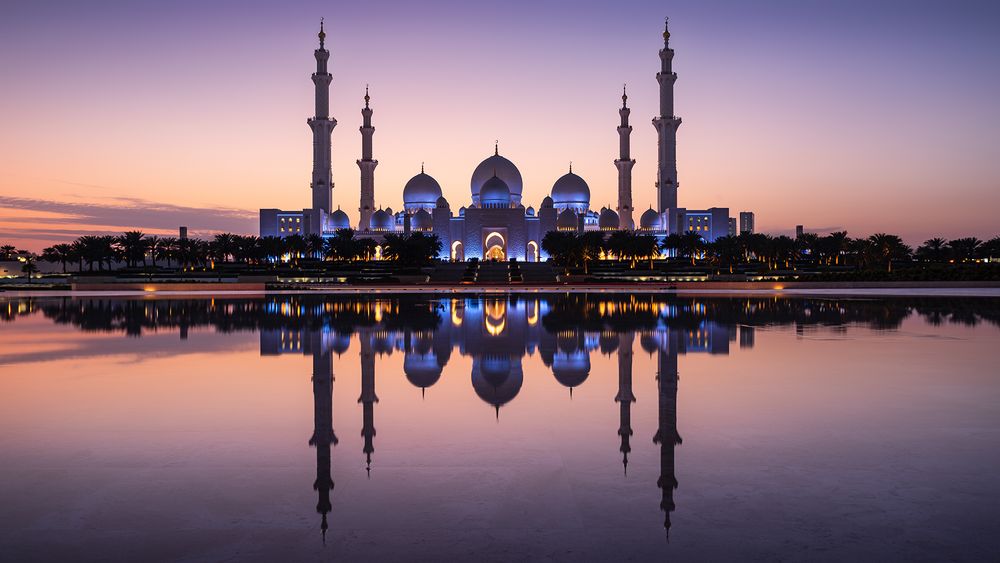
[358,328,378,476]
[309,19,337,213]
[357,86,378,230]
[615,85,636,230]
[308,331,337,543]
[653,18,681,212]
[615,332,636,474]
[653,330,682,539]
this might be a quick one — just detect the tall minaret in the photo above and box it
[309,19,337,213]
[358,328,378,476]
[614,331,636,474]
[308,332,337,543]
[615,86,636,230]
[357,86,377,230]
[652,18,681,212]
[653,330,682,539]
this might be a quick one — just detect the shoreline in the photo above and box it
[2,281,1000,298]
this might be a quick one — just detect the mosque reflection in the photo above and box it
[6,293,1000,542]
[260,296,698,540]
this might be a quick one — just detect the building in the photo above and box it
[260,18,754,257]
[739,212,754,234]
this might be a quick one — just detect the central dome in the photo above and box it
[471,152,522,206]
[403,171,442,211]
[551,171,590,211]
[480,175,511,208]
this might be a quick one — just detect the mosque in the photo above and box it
[259,19,754,261]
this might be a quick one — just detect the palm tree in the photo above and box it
[20,253,39,283]
[770,235,797,270]
[868,233,911,272]
[981,237,1000,262]
[212,233,239,263]
[41,243,74,273]
[916,238,950,262]
[675,231,704,266]
[305,234,325,260]
[948,237,982,262]
[324,229,358,262]
[707,235,742,274]
[796,232,820,263]
[542,231,582,272]
[115,231,147,268]
[660,233,683,261]
[579,232,605,274]
[820,231,849,265]
[285,234,307,265]
[155,237,178,268]
[0,244,18,260]
[145,236,161,267]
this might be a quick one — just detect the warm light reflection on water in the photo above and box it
[1,293,999,561]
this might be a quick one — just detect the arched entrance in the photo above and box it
[527,240,539,262]
[451,240,464,261]
[484,231,506,261]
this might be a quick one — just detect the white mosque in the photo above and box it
[260,19,753,261]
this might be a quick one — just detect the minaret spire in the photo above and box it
[308,19,337,217]
[357,86,378,230]
[358,328,378,478]
[615,83,636,229]
[653,16,681,213]
[615,332,636,475]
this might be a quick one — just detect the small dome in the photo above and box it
[552,351,590,389]
[404,353,442,390]
[459,206,466,217]
[472,355,523,410]
[480,175,511,207]
[540,196,554,208]
[412,209,432,231]
[640,207,661,230]
[471,153,523,205]
[557,209,578,230]
[329,208,350,230]
[525,206,535,217]
[403,172,443,210]
[370,209,394,231]
[436,196,449,208]
[551,171,590,210]
[599,207,619,230]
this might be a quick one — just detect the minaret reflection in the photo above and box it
[359,327,378,476]
[307,330,337,543]
[615,332,636,475]
[653,329,682,540]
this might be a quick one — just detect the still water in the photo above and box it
[1,293,999,562]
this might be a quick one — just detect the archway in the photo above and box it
[527,241,539,262]
[484,231,506,261]
[451,240,464,262]
[374,245,383,261]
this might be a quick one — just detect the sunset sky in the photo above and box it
[1,0,998,251]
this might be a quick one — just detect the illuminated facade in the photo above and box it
[260,19,755,254]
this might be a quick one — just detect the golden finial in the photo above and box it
[569,161,573,173]
[494,140,499,156]
[622,83,628,108]
[319,18,326,48]
[364,84,370,108]
[663,17,670,41]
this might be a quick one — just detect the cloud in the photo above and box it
[0,195,258,244]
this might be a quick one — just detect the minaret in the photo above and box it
[615,85,636,230]
[308,332,337,543]
[653,330,682,539]
[614,332,636,474]
[652,18,681,212]
[308,19,337,213]
[358,328,378,476]
[357,86,377,230]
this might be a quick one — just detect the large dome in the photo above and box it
[370,209,394,231]
[480,175,512,208]
[599,207,619,230]
[551,171,590,211]
[557,209,578,230]
[471,152,522,206]
[329,208,350,230]
[403,171,442,211]
[640,207,662,230]
[411,209,432,231]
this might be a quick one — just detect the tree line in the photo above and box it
[2,229,442,274]
[541,231,1000,273]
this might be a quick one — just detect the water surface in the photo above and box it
[1,294,999,562]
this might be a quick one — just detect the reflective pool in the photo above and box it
[1,294,999,561]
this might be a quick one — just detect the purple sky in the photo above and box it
[1,0,998,249]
